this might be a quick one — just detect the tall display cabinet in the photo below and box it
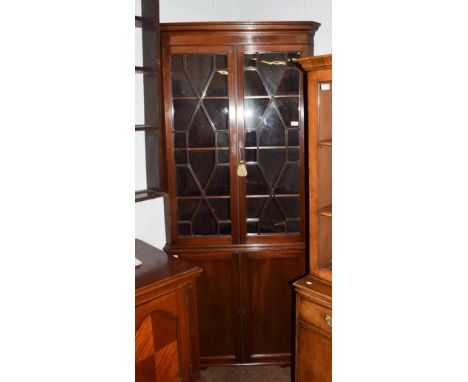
[294,54,332,382]
[160,22,320,366]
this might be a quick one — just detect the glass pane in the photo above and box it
[192,200,217,235]
[245,131,257,147]
[188,109,215,147]
[206,71,228,97]
[219,223,231,235]
[189,150,215,189]
[174,132,186,149]
[178,223,191,236]
[276,97,299,128]
[287,148,300,162]
[258,149,285,186]
[204,99,229,130]
[175,167,201,196]
[185,55,213,96]
[244,98,269,131]
[177,199,200,220]
[288,130,299,146]
[256,53,287,95]
[247,197,267,218]
[171,55,183,71]
[245,149,257,162]
[246,165,269,195]
[276,69,300,96]
[217,132,229,147]
[206,166,230,196]
[287,220,300,233]
[259,198,285,233]
[277,197,300,219]
[207,198,230,220]
[247,221,258,234]
[258,108,285,146]
[275,163,300,194]
[173,100,197,131]
[174,150,187,164]
[217,150,229,164]
[244,70,268,96]
[171,70,195,97]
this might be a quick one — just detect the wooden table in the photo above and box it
[136,239,203,381]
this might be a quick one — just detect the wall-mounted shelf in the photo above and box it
[135,124,159,132]
[135,189,165,203]
[135,0,165,202]
[135,16,156,28]
[135,66,157,74]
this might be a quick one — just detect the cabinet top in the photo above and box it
[135,239,202,293]
[294,274,332,303]
[297,54,332,71]
[160,21,320,33]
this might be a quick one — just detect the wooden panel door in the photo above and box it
[241,251,306,364]
[296,323,332,382]
[177,252,242,365]
[135,290,185,382]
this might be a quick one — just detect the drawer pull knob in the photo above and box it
[324,315,332,327]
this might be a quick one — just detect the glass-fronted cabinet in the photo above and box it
[160,22,320,367]
[165,45,309,245]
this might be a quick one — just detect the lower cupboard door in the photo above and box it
[242,250,306,364]
[296,323,332,382]
[177,252,242,365]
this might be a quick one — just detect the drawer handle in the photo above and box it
[324,315,332,327]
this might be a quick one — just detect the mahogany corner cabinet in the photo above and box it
[160,21,320,367]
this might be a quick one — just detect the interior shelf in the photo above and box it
[135,66,157,74]
[319,205,332,217]
[323,262,332,271]
[319,139,332,147]
[135,124,160,131]
[135,189,165,202]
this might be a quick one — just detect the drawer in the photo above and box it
[299,297,332,333]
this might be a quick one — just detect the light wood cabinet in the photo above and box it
[294,275,332,382]
[294,54,332,381]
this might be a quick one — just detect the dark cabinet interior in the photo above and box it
[160,22,320,367]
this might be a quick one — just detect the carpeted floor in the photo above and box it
[199,365,291,382]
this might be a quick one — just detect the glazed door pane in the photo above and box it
[243,52,302,235]
[170,53,232,237]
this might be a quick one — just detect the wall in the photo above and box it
[135,0,331,248]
